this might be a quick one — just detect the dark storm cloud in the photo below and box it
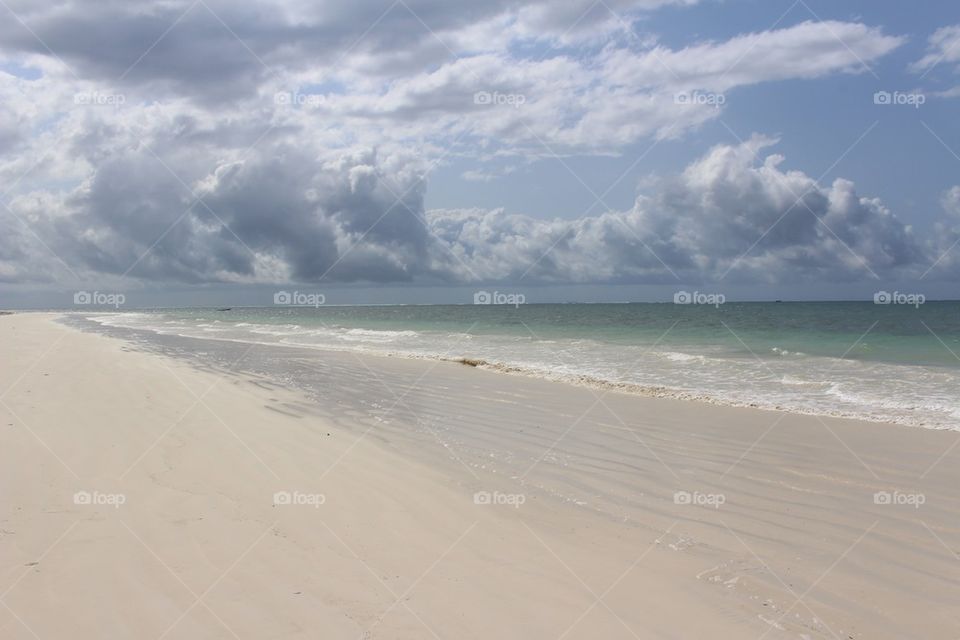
[23,128,445,284]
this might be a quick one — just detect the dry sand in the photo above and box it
[1,313,958,638]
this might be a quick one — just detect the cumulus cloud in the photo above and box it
[0,133,936,287]
[15,141,447,285]
[923,186,960,277]
[0,1,904,155]
[0,0,940,290]
[427,136,924,284]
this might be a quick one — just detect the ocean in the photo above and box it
[77,301,960,430]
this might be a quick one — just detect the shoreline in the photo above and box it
[2,313,958,638]
[70,309,958,431]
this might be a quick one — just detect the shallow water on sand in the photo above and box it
[77,301,960,430]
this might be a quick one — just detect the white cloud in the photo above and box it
[0,1,906,157]
[310,20,904,154]
[911,24,960,74]
[0,133,934,286]
[0,1,930,289]
[428,136,923,284]
[942,186,960,217]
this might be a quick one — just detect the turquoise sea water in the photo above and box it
[85,301,960,429]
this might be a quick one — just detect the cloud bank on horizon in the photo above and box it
[0,0,958,290]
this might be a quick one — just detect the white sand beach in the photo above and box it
[1,313,958,639]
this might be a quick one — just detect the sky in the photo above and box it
[0,0,959,307]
